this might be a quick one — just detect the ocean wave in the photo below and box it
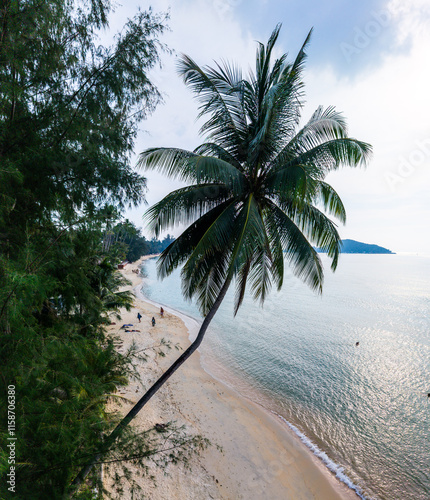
[274,411,371,500]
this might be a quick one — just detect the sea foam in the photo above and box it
[273,411,370,500]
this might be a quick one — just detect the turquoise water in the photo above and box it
[140,255,430,500]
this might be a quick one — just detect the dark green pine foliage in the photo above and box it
[0,0,167,244]
[0,218,138,499]
[104,219,150,263]
[0,1,202,498]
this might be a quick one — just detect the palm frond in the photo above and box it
[137,147,199,182]
[156,199,236,280]
[192,155,246,193]
[139,147,246,194]
[176,199,240,314]
[275,106,349,164]
[227,194,268,278]
[249,78,301,168]
[255,23,282,107]
[265,200,324,291]
[281,200,342,270]
[233,258,252,315]
[264,209,285,291]
[287,28,313,86]
[177,55,246,144]
[144,184,232,237]
[248,245,272,303]
[182,248,231,315]
[272,138,371,181]
[183,200,238,276]
[193,142,243,171]
[315,181,346,223]
[263,163,309,201]
[231,198,276,312]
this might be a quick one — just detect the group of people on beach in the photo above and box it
[136,307,164,327]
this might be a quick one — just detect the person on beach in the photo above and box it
[151,317,156,327]
[137,312,142,323]
[160,307,164,317]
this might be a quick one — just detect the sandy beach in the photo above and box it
[105,256,358,500]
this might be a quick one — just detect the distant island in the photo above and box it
[317,239,395,254]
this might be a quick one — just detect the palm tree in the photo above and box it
[69,24,371,492]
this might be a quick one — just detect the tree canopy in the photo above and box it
[0,0,168,248]
[0,1,180,498]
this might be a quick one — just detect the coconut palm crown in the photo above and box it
[139,25,372,316]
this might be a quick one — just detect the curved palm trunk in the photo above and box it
[68,277,231,497]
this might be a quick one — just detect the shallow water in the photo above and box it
[141,254,430,500]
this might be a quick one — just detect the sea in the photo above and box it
[139,254,430,500]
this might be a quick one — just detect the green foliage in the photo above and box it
[103,219,149,263]
[144,234,175,256]
[101,218,175,263]
[0,222,132,498]
[0,0,168,250]
[101,423,210,499]
[0,1,209,498]
[139,24,372,316]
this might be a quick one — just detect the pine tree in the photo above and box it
[0,2,193,498]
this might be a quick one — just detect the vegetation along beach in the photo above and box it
[1,1,429,500]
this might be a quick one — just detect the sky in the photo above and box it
[106,0,430,254]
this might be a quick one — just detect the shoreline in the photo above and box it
[106,256,359,499]
[139,282,366,499]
